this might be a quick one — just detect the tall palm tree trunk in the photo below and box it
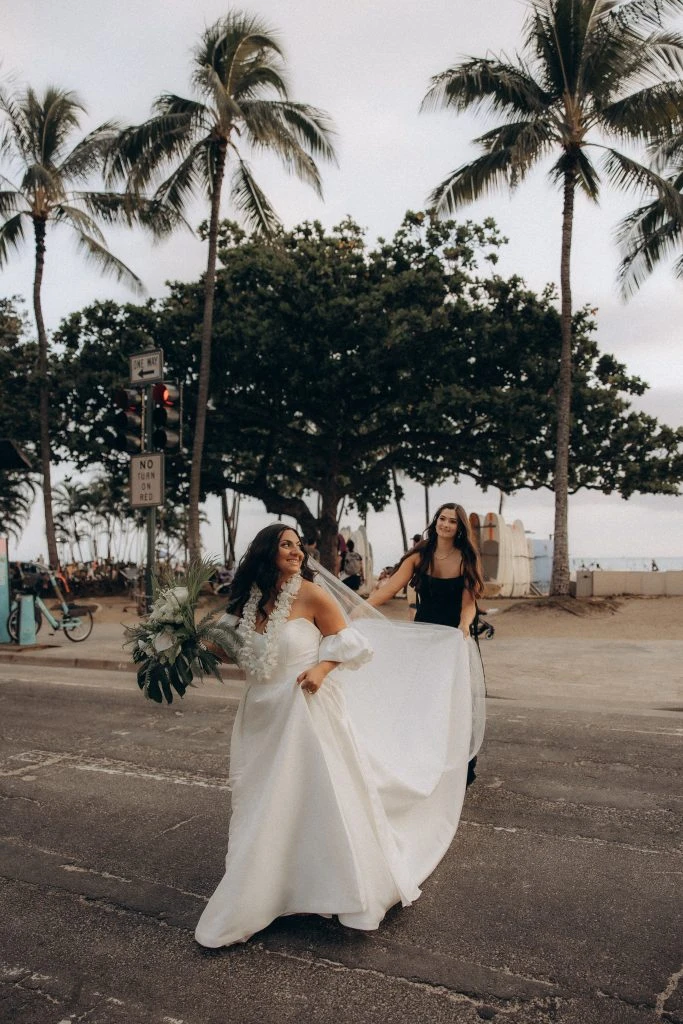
[33,217,59,569]
[391,466,408,553]
[550,172,576,596]
[187,143,227,561]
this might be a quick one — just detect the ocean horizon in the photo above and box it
[568,556,683,573]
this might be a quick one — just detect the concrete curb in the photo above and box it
[0,648,244,681]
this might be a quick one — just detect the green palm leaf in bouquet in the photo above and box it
[124,557,242,704]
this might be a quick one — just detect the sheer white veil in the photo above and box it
[310,558,485,759]
[309,558,386,622]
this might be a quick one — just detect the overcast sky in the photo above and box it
[4,0,682,565]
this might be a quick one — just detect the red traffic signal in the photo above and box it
[152,382,181,453]
[113,388,143,453]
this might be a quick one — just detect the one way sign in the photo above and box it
[129,349,163,385]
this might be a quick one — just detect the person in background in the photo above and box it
[341,539,364,591]
[303,536,320,561]
[365,502,484,787]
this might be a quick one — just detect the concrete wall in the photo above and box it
[575,570,683,598]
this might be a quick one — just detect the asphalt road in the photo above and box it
[0,646,681,1024]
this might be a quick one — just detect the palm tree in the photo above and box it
[617,130,683,295]
[109,12,337,560]
[421,0,683,594]
[54,479,89,562]
[0,85,146,568]
[0,476,34,542]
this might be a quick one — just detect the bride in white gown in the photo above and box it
[195,523,483,949]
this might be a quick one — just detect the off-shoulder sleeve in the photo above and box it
[319,626,373,671]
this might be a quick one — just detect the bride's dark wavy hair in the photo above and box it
[227,523,316,617]
[400,502,484,598]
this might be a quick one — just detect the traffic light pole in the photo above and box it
[145,383,156,612]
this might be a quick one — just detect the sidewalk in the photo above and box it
[0,621,244,680]
[0,597,413,677]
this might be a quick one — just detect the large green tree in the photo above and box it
[421,0,683,594]
[0,297,37,541]
[0,85,148,567]
[109,11,337,561]
[51,214,682,569]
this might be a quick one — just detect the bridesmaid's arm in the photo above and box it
[365,553,418,608]
[459,587,477,639]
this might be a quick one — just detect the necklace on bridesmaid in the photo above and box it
[237,573,302,681]
[434,548,456,561]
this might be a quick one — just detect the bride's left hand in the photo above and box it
[297,663,328,694]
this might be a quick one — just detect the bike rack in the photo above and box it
[18,594,38,645]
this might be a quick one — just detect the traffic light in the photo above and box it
[114,388,143,453]
[152,382,181,453]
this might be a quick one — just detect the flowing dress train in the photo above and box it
[195,616,473,948]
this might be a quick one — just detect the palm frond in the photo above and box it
[57,120,121,183]
[601,148,683,218]
[71,228,144,294]
[475,117,556,164]
[421,58,550,118]
[0,86,33,162]
[584,26,681,104]
[615,149,683,295]
[617,205,683,295]
[24,86,85,164]
[230,155,281,237]
[649,128,683,166]
[427,148,529,214]
[525,0,583,97]
[0,189,23,217]
[0,211,27,265]
[107,101,207,190]
[193,13,285,100]
[192,64,243,128]
[598,0,683,34]
[231,64,289,102]
[152,140,211,213]
[600,79,683,142]
[53,203,107,242]
[265,101,337,164]
[239,101,330,194]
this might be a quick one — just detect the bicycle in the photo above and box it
[7,568,94,643]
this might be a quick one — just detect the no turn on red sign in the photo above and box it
[129,454,165,507]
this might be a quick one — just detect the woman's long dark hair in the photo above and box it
[227,523,315,617]
[400,503,484,598]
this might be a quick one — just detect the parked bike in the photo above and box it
[7,568,94,643]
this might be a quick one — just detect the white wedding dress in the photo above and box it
[195,610,478,948]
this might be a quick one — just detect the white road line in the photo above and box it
[0,749,229,790]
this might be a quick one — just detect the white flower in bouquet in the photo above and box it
[125,557,243,705]
[149,586,190,624]
[152,628,180,662]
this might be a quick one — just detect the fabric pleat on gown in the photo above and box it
[195,616,474,948]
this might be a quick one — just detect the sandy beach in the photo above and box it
[87,591,683,642]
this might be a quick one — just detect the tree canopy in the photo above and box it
[50,212,682,568]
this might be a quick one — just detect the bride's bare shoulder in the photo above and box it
[299,578,336,609]
[299,578,325,599]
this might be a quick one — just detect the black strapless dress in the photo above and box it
[414,574,466,628]
[414,574,479,788]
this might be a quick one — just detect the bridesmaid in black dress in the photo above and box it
[366,502,485,786]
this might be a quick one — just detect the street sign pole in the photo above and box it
[145,384,156,613]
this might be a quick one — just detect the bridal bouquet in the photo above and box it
[124,558,241,705]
